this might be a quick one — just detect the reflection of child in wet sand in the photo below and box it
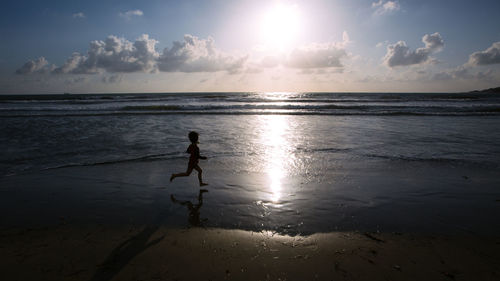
[170,189,208,226]
[170,131,208,186]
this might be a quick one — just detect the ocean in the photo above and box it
[1,92,500,235]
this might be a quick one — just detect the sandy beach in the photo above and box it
[1,225,499,281]
[0,161,499,280]
[2,93,500,280]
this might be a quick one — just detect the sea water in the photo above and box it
[1,92,500,234]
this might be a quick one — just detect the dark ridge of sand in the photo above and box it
[0,225,499,281]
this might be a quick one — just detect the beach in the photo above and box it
[1,160,499,280]
[2,225,499,281]
[1,92,500,280]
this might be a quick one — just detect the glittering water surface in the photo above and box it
[1,92,500,234]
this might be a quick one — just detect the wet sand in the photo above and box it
[2,160,500,235]
[1,161,499,280]
[1,225,499,281]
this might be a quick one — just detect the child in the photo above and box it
[170,131,208,186]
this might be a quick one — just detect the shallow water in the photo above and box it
[1,93,500,234]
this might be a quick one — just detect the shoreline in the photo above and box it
[1,159,500,235]
[1,225,499,281]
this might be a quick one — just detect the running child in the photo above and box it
[170,131,208,186]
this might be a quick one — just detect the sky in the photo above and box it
[1,0,500,93]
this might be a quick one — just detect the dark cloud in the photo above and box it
[468,42,500,66]
[383,32,444,67]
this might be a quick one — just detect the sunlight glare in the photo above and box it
[259,3,302,52]
[260,115,289,203]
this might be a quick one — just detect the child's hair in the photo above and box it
[188,131,199,143]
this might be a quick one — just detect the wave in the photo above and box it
[2,92,500,117]
[2,91,499,102]
[121,105,182,111]
[41,153,184,171]
[362,153,498,168]
[2,110,500,118]
[118,103,500,111]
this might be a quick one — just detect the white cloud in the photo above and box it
[102,74,123,84]
[372,0,383,7]
[65,76,87,85]
[383,32,444,67]
[432,66,495,81]
[260,55,283,68]
[53,34,159,74]
[52,52,89,74]
[286,42,347,69]
[157,34,248,73]
[72,12,85,19]
[119,10,143,20]
[342,31,351,46]
[256,33,350,70]
[15,57,52,74]
[467,42,500,66]
[372,1,400,15]
[422,33,445,51]
[17,33,351,77]
[17,34,247,75]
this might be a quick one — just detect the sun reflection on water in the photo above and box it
[259,115,289,203]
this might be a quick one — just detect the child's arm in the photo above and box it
[196,145,207,159]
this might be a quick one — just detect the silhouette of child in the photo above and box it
[170,131,208,186]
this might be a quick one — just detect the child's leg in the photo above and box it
[170,166,193,182]
[193,165,207,186]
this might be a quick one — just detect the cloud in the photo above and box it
[119,10,143,20]
[259,56,279,68]
[422,33,444,51]
[72,12,85,19]
[383,32,444,67]
[286,42,347,69]
[157,34,247,73]
[102,74,123,84]
[342,31,351,46]
[65,76,87,85]
[285,31,349,69]
[17,34,247,75]
[53,34,159,74]
[467,42,500,66]
[372,1,400,15]
[432,66,495,81]
[256,33,350,70]
[15,57,52,74]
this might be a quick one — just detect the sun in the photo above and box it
[259,3,302,52]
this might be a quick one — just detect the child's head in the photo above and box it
[188,131,199,143]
